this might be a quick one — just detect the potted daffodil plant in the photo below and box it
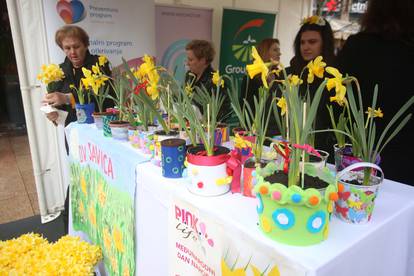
[249,55,339,246]
[325,71,414,224]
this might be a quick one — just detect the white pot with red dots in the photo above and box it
[186,145,231,197]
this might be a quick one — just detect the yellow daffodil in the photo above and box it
[271,68,282,77]
[113,227,125,253]
[306,56,326,83]
[103,227,111,250]
[212,70,224,87]
[366,107,383,118]
[288,74,303,86]
[98,55,108,66]
[326,67,347,106]
[246,46,269,88]
[0,234,102,275]
[80,175,87,196]
[98,182,106,206]
[277,97,287,116]
[69,84,75,89]
[37,63,65,85]
[185,83,194,95]
[221,258,247,276]
[88,206,96,227]
[146,82,159,100]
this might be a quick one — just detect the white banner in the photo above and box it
[169,196,306,276]
[42,0,155,66]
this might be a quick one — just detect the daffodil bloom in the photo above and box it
[288,74,303,86]
[326,66,347,106]
[37,63,65,85]
[185,83,194,95]
[277,97,287,115]
[306,56,326,83]
[113,227,125,252]
[246,46,269,88]
[271,68,282,77]
[212,70,224,87]
[366,107,383,118]
[98,55,108,66]
[146,82,159,100]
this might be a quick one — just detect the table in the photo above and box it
[136,162,414,276]
[68,124,414,276]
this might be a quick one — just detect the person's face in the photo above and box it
[300,31,323,61]
[186,50,207,76]
[61,36,87,68]
[268,42,281,62]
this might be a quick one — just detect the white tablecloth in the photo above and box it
[136,161,414,276]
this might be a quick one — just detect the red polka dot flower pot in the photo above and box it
[186,145,231,197]
[253,162,338,246]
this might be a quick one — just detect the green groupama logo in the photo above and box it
[231,19,265,62]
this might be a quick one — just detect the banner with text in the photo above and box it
[155,5,212,84]
[42,0,154,67]
[66,123,149,275]
[219,8,276,87]
[169,196,306,276]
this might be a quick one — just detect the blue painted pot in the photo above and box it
[75,103,95,124]
[161,138,186,178]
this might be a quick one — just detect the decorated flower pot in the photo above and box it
[75,103,95,124]
[242,158,268,198]
[128,126,140,148]
[334,162,383,224]
[301,149,330,170]
[253,162,338,246]
[161,138,186,178]
[233,134,255,165]
[92,112,109,130]
[152,130,179,166]
[186,145,231,197]
[109,120,129,141]
[333,144,381,172]
[102,113,118,137]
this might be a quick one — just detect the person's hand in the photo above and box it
[46,111,58,126]
[42,92,68,107]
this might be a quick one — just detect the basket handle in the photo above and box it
[336,162,384,183]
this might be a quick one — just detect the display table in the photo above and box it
[136,161,414,276]
[68,124,414,276]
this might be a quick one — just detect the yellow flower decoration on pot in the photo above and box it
[246,46,269,88]
[251,264,281,276]
[234,133,252,149]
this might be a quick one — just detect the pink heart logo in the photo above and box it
[56,0,85,24]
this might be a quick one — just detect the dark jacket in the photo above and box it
[54,51,113,126]
[335,32,414,184]
[184,65,231,122]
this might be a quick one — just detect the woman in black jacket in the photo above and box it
[43,25,113,127]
